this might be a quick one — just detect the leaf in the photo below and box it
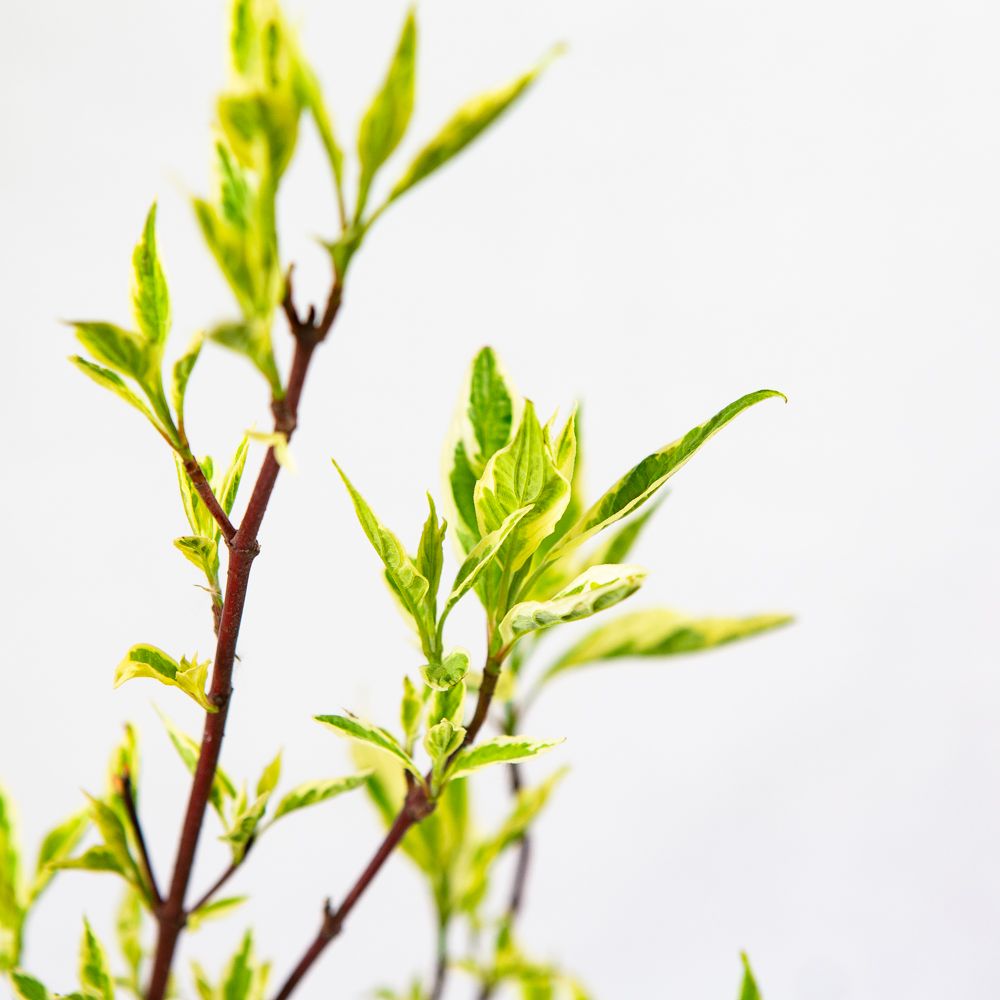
[586,495,664,568]
[421,649,470,692]
[247,430,294,470]
[399,676,424,751]
[131,203,171,346]
[256,752,282,799]
[215,435,250,517]
[441,506,532,625]
[79,918,114,1000]
[356,9,417,218]
[157,710,237,822]
[499,564,647,647]
[547,609,793,679]
[174,535,220,581]
[449,736,562,780]
[315,714,421,779]
[220,930,254,1000]
[171,333,204,432]
[474,400,571,575]
[10,973,49,1000]
[84,796,141,892]
[187,896,248,932]
[739,952,762,1000]
[52,846,127,877]
[175,454,213,538]
[466,346,518,468]
[272,773,370,822]
[114,644,216,713]
[205,319,282,397]
[69,357,159,429]
[388,49,561,204]
[72,322,152,387]
[548,390,787,560]
[424,719,466,763]
[29,809,89,903]
[415,494,446,622]
[331,460,433,648]
[444,347,519,550]
[116,888,143,992]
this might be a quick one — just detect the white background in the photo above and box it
[2,1,999,998]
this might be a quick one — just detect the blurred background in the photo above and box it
[2,0,999,997]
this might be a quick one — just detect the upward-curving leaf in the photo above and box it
[738,952,762,1000]
[332,460,433,649]
[387,47,561,205]
[131,203,171,347]
[356,9,417,218]
[315,714,421,780]
[499,564,647,647]
[547,390,786,561]
[546,609,793,680]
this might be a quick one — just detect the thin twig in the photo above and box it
[145,276,342,1000]
[273,652,507,999]
[118,772,161,908]
[187,839,252,917]
[429,918,449,1000]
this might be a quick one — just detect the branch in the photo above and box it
[181,454,237,543]
[145,277,342,1000]
[272,652,508,1000]
[186,839,251,917]
[117,772,161,908]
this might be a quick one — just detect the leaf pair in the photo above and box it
[11,919,115,1000]
[157,712,367,868]
[71,205,201,449]
[324,10,560,278]
[316,713,560,797]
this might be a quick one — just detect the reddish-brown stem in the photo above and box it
[273,654,506,999]
[146,280,340,1000]
[118,773,161,908]
[182,455,237,543]
[187,840,251,917]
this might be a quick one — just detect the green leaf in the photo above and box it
[415,494,446,623]
[271,773,370,822]
[131,203,171,346]
[215,435,250,518]
[114,644,216,713]
[448,736,562,780]
[171,333,204,433]
[547,609,793,679]
[157,710,237,822]
[445,347,519,550]
[298,61,345,197]
[315,714,421,779]
[739,952,762,1000]
[72,322,152,387]
[69,357,159,430]
[187,895,248,932]
[52,846,127,877]
[499,564,647,647]
[220,930,254,1000]
[79,918,114,1000]
[474,400,571,576]
[548,390,787,560]
[331,460,433,649]
[387,48,560,204]
[29,809,89,903]
[256,752,282,799]
[116,888,143,992]
[400,676,424,752]
[586,495,664,568]
[174,535,220,581]
[205,320,282,397]
[424,719,466,763]
[0,787,22,929]
[10,972,49,1000]
[429,680,465,729]
[356,9,417,218]
[421,649,470,692]
[221,793,268,863]
[84,796,141,893]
